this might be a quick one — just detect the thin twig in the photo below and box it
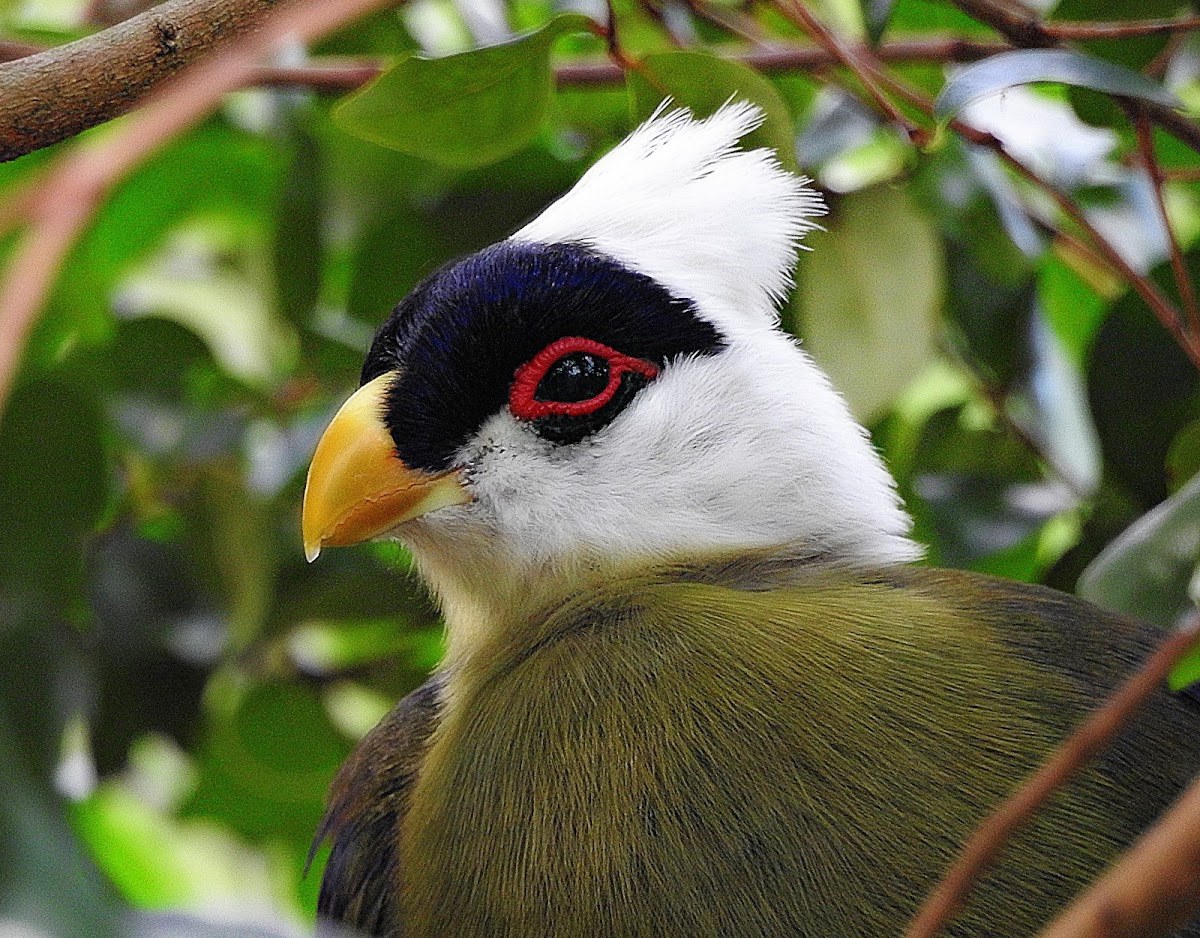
[0,32,1011,84]
[774,0,929,145]
[0,0,399,413]
[1038,767,1200,938]
[1052,227,1120,292]
[997,143,1200,366]
[905,616,1200,938]
[252,59,386,88]
[587,3,639,72]
[1044,15,1200,41]
[683,0,770,46]
[1130,106,1200,338]
[246,39,1012,89]
[1163,167,1200,182]
[1144,28,1190,81]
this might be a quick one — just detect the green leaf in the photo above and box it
[797,184,943,420]
[1037,253,1109,369]
[934,49,1180,121]
[0,378,109,606]
[907,403,1060,571]
[190,464,277,654]
[185,682,348,843]
[886,0,994,36]
[332,13,592,169]
[1087,286,1200,510]
[1167,420,1200,494]
[1078,470,1200,651]
[861,0,896,43]
[1174,626,1200,693]
[26,124,278,380]
[0,729,120,935]
[273,131,325,329]
[120,218,295,388]
[627,50,799,172]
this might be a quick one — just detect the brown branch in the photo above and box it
[1044,15,1200,41]
[1163,167,1200,182]
[245,39,1012,89]
[0,0,398,413]
[1144,29,1190,81]
[0,31,1010,98]
[1131,106,1200,338]
[0,40,42,61]
[1038,769,1200,938]
[585,11,639,74]
[905,616,1200,938]
[1052,227,1120,293]
[0,0,283,163]
[949,0,1200,157]
[252,58,385,88]
[997,141,1200,367]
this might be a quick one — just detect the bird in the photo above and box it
[301,103,1199,937]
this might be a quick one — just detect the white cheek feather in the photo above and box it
[457,329,918,574]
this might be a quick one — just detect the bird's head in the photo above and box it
[303,103,919,654]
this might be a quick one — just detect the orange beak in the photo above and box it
[301,372,471,562]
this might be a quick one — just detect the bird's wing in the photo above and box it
[887,565,1199,802]
[310,675,443,935]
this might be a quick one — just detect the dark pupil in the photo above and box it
[534,352,610,403]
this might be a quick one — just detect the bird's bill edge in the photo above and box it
[302,371,470,562]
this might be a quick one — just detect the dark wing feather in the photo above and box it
[893,567,1200,910]
[311,676,443,936]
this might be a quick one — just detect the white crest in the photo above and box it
[513,102,826,326]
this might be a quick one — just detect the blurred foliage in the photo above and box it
[2,0,1200,933]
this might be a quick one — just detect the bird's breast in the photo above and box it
[394,575,1121,937]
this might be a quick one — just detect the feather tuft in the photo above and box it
[513,102,825,325]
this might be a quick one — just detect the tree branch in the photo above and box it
[1045,15,1200,41]
[1130,105,1200,339]
[0,0,397,413]
[244,39,1009,89]
[905,616,1200,938]
[0,0,284,162]
[0,32,1009,139]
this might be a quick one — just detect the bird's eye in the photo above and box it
[509,337,659,443]
[536,352,610,403]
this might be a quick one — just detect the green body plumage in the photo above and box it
[317,560,1199,937]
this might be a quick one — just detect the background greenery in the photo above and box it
[1,0,1199,933]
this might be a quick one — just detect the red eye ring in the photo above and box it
[509,337,659,422]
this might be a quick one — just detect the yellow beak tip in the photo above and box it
[300,372,471,560]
